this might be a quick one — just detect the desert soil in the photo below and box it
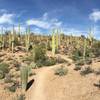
[0,51,100,100]
[26,54,100,100]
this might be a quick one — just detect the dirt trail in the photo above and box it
[26,54,100,100]
[27,66,55,100]
[26,54,70,100]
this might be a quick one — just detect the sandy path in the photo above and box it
[27,67,53,100]
[26,54,100,100]
[26,54,71,100]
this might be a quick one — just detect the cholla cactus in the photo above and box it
[20,65,28,91]
[52,29,56,56]
[25,27,30,52]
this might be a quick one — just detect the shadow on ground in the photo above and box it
[26,79,34,91]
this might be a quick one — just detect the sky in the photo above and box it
[0,0,100,39]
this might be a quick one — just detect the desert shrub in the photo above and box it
[0,70,5,79]
[8,85,17,92]
[16,94,25,100]
[4,74,13,83]
[35,57,56,67]
[55,65,68,76]
[94,80,100,89]
[74,65,81,71]
[0,63,9,74]
[30,62,37,69]
[35,59,44,67]
[94,68,100,75]
[22,56,33,63]
[72,47,93,63]
[13,60,20,70]
[56,56,67,63]
[32,44,46,63]
[92,41,100,57]
[85,58,92,65]
[27,64,36,76]
[80,66,94,76]
[75,60,84,66]
[44,57,56,66]
[72,49,83,61]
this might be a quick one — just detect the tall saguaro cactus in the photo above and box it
[25,27,30,52]
[88,28,93,47]
[55,29,59,51]
[52,30,56,56]
[18,23,21,42]
[83,38,87,64]
[11,25,15,53]
[0,27,4,50]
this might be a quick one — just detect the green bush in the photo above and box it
[30,62,37,69]
[55,65,68,76]
[32,44,46,63]
[72,47,93,62]
[0,70,5,79]
[0,63,9,74]
[4,74,13,83]
[44,57,56,66]
[92,41,100,57]
[8,85,17,92]
[35,59,44,68]
[16,94,25,100]
[72,49,83,61]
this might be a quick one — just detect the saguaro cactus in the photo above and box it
[20,66,28,91]
[0,28,4,49]
[52,29,56,56]
[55,29,59,51]
[11,25,15,53]
[25,27,30,52]
[0,34,3,49]
[88,28,93,47]
[83,38,87,64]
[18,23,21,42]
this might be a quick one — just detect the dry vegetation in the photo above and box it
[0,27,100,100]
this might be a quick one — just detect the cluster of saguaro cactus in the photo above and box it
[20,65,28,91]
[25,27,30,52]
